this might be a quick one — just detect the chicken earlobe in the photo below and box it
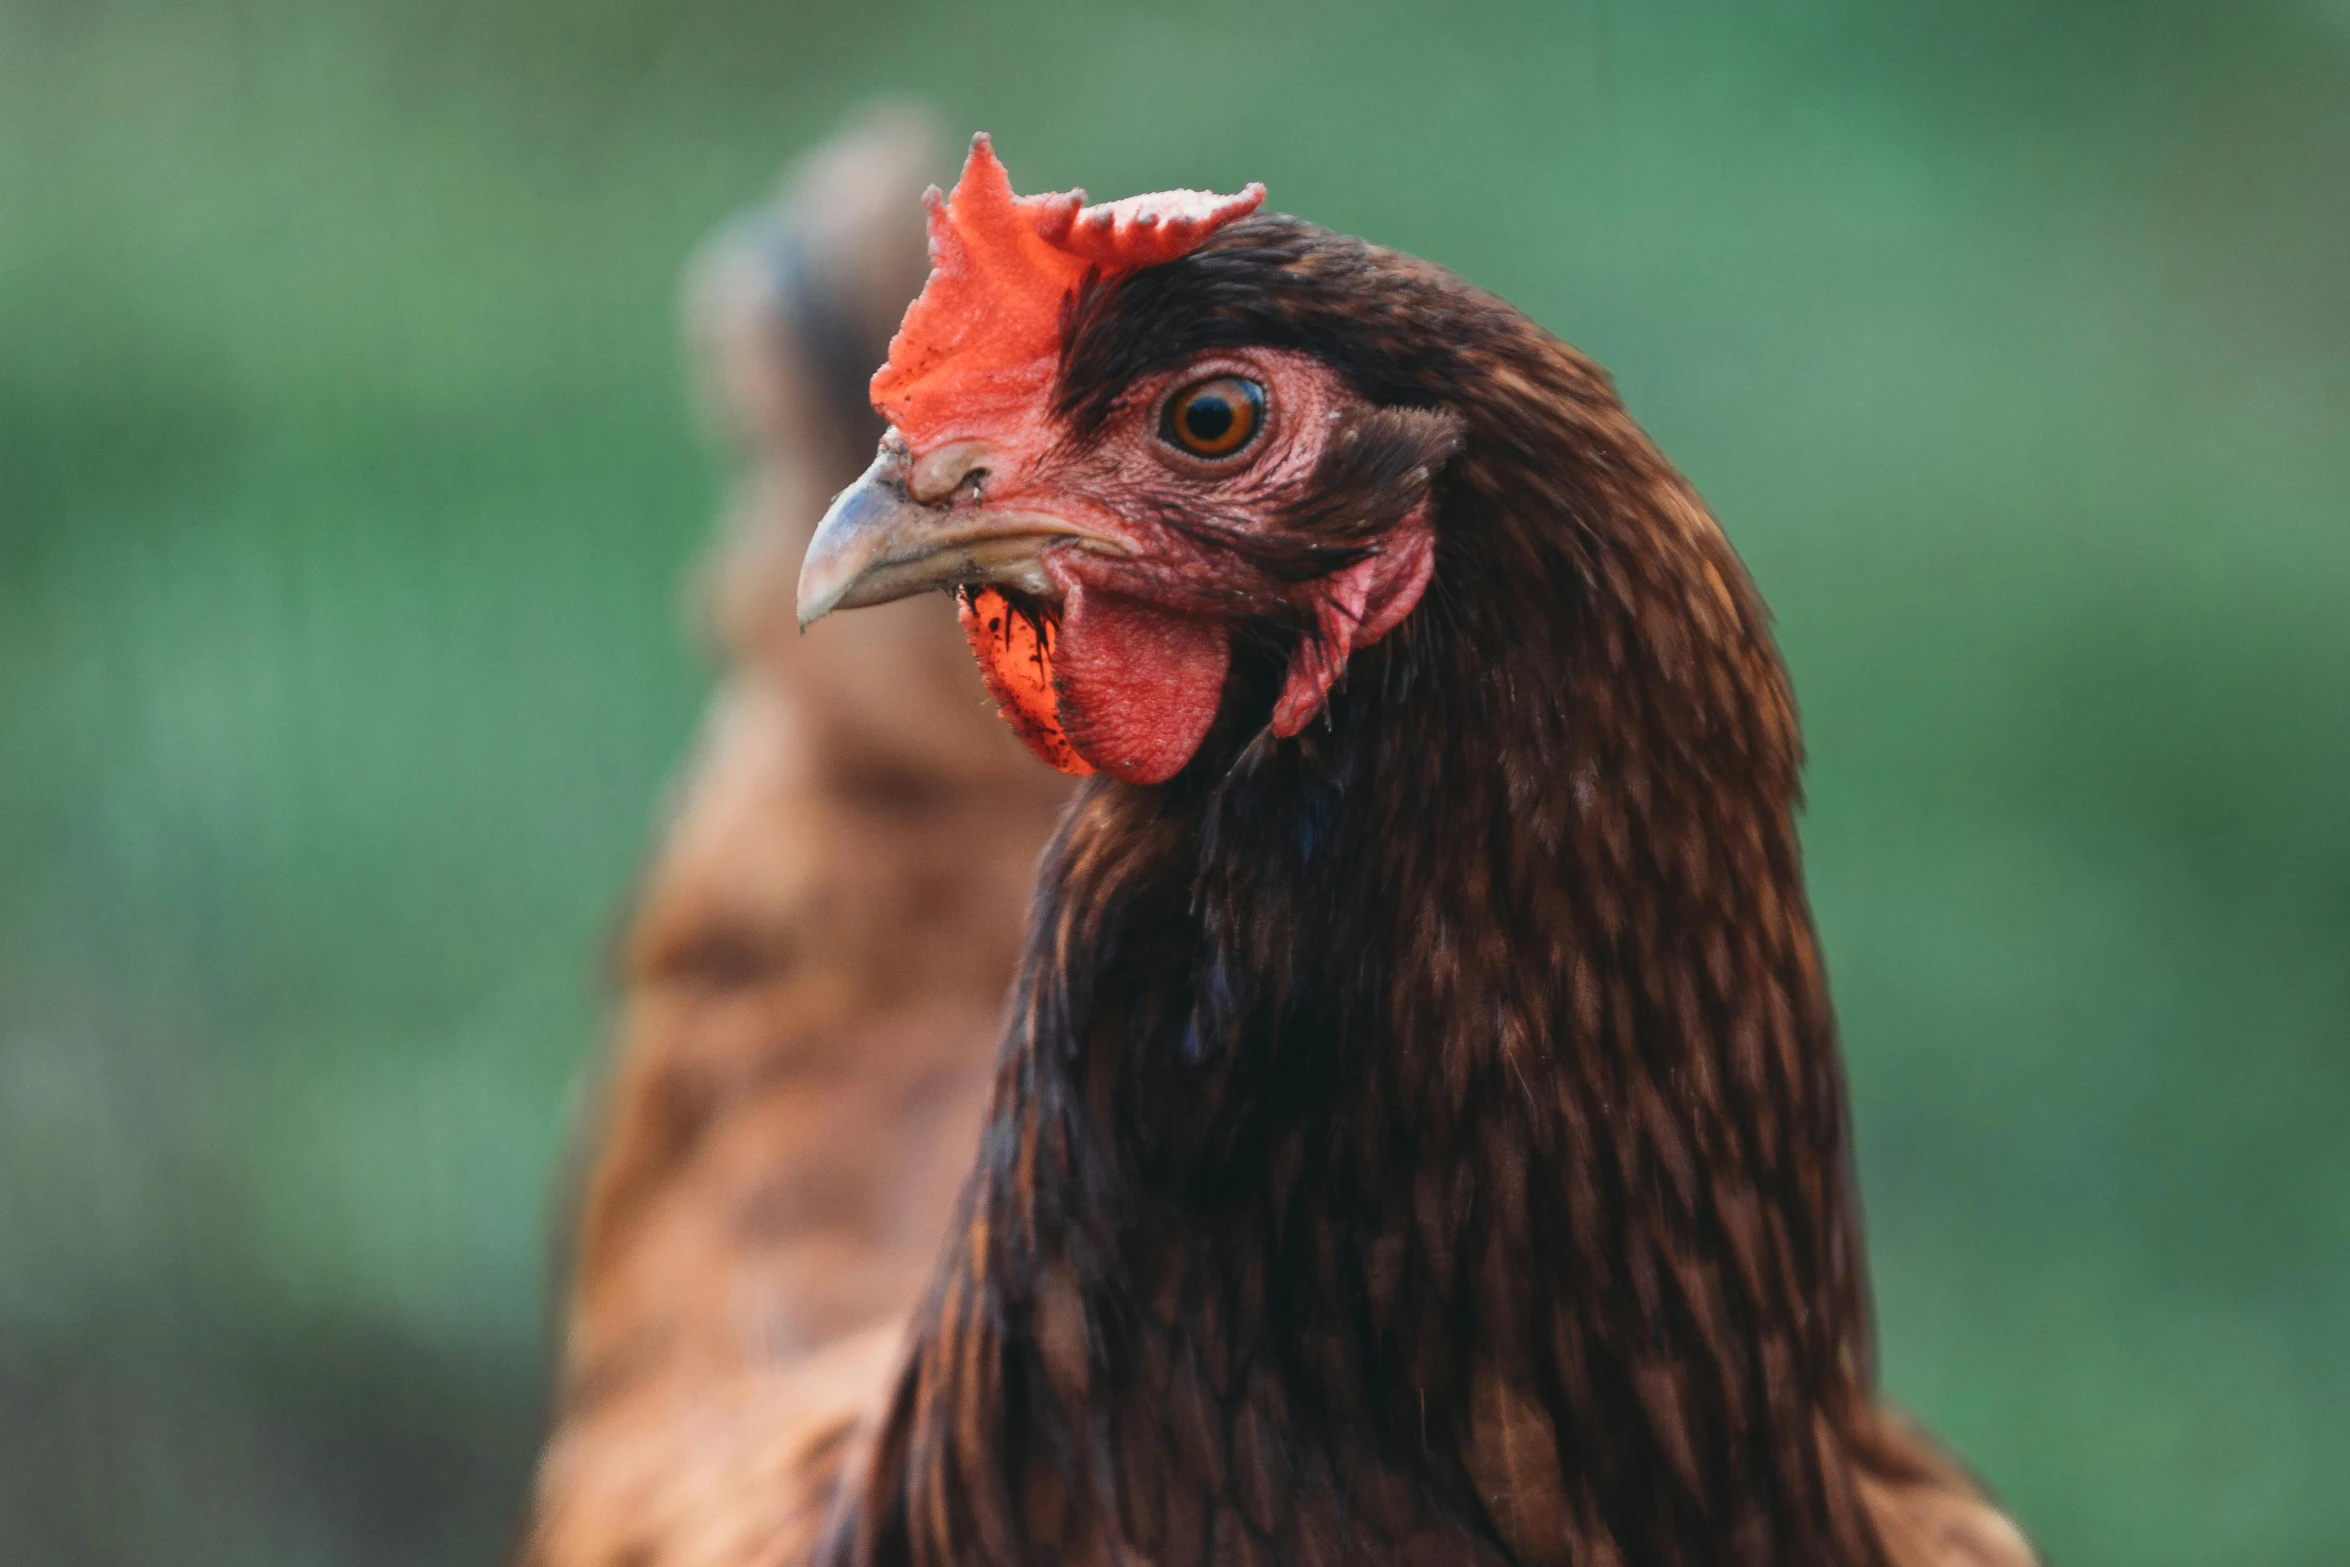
[1270,512,1435,737]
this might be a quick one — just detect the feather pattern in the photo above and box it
[816,217,2031,1567]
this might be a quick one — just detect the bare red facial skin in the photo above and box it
[1040,562,1231,786]
[976,348,1434,781]
[953,573,1229,788]
[940,344,1436,783]
[956,587,1093,776]
[877,139,1435,783]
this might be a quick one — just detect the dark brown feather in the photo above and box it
[819,217,2033,1567]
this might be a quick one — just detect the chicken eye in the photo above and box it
[1161,376,1265,459]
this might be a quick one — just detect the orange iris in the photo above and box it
[1164,376,1264,458]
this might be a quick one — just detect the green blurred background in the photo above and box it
[4,0,2345,1562]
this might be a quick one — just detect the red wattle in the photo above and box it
[1047,573,1230,786]
[957,574,1230,786]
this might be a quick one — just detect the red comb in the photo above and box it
[871,134,1264,438]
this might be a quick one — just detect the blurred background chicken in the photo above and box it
[5,7,2347,1567]
[522,109,1071,1567]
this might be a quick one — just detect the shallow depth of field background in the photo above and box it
[4,1,2346,1562]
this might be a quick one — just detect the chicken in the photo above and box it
[791,136,2038,1567]
[521,112,1071,1567]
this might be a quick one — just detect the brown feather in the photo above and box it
[519,109,1072,1567]
[814,216,2036,1567]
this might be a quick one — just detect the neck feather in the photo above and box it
[834,316,1887,1567]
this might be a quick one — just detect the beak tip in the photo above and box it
[793,574,840,631]
[795,481,882,630]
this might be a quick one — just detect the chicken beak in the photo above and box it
[796,444,1118,627]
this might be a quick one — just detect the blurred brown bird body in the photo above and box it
[523,113,1072,1567]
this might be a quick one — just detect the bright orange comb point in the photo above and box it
[871,134,1264,440]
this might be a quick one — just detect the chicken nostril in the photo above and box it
[907,438,1000,505]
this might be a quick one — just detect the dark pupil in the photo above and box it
[1184,394,1236,444]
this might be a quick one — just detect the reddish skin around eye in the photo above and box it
[883,140,1344,784]
[932,342,1433,784]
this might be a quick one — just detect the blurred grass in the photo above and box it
[2,1,2345,1563]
